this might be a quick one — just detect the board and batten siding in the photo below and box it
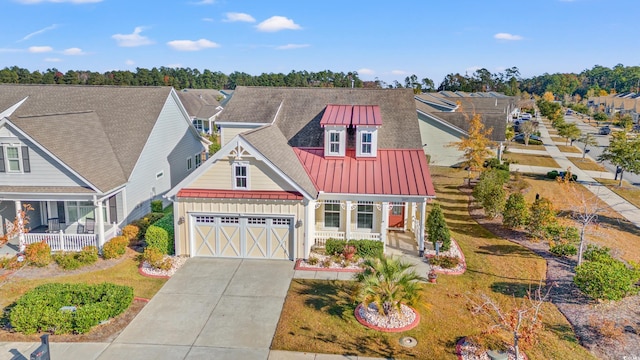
[175,198,305,258]
[418,113,465,166]
[220,125,260,146]
[0,125,90,188]
[124,93,205,224]
[314,201,382,234]
[190,155,298,192]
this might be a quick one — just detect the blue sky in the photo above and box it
[1,0,638,86]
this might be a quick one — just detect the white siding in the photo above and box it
[0,125,90,188]
[124,93,205,223]
[418,113,465,166]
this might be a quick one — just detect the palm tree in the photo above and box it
[353,255,424,316]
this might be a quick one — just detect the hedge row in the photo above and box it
[10,282,133,334]
[145,212,174,255]
[325,238,384,258]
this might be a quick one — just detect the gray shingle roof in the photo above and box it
[426,112,507,142]
[0,84,173,193]
[218,86,423,149]
[176,89,224,119]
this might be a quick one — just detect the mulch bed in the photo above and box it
[462,185,640,360]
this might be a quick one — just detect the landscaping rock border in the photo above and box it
[354,303,420,333]
[425,238,467,275]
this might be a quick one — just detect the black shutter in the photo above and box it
[21,146,30,173]
[0,147,5,173]
[109,195,118,223]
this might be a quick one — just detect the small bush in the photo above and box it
[325,238,346,256]
[102,236,128,259]
[583,244,612,263]
[145,225,170,255]
[502,193,529,229]
[428,255,460,269]
[528,138,543,145]
[151,200,163,213]
[352,239,384,258]
[142,247,173,271]
[574,259,640,301]
[1,255,25,270]
[546,170,559,179]
[152,213,174,255]
[53,252,82,270]
[130,212,165,239]
[24,241,52,267]
[122,225,140,241]
[549,242,578,257]
[307,256,319,265]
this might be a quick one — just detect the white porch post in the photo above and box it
[15,200,25,252]
[418,199,427,256]
[95,198,105,248]
[345,201,352,240]
[304,200,316,258]
[380,202,389,252]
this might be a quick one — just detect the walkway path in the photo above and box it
[509,120,640,229]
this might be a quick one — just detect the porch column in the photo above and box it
[380,202,390,251]
[418,199,427,256]
[345,201,352,240]
[15,200,25,252]
[304,200,316,258]
[95,199,105,248]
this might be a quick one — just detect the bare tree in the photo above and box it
[519,121,538,146]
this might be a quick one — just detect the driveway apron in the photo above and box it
[99,258,295,360]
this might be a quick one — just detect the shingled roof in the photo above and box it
[0,84,174,193]
[176,89,224,119]
[426,112,507,142]
[217,86,423,149]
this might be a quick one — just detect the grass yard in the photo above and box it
[503,152,560,168]
[594,178,640,212]
[521,174,640,263]
[272,167,594,360]
[556,145,582,154]
[0,249,166,309]
[567,157,606,172]
[551,136,568,144]
[506,142,546,151]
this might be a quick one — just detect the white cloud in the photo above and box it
[28,46,53,53]
[16,0,101,3]
[63,47,85,55]
[44,57,62,62]
[18,24,58,42]
[494,32,523,41]
[256,16,301,32]
[125,59,135,65]
[224,12,255,23]
[167,39,220,51]
[358,68,375,75]
[112,27,154,47]
[276,43,309,50]
[391,70,406,75]
[202,18,214,22]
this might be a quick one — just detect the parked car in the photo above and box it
[521,113,532,120]
[512,133,541,142]
[599,126,611,135]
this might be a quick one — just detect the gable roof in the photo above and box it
[425,112,507,142]
[320,105,382,127]
[217,86,422,149]
[176,89,225,119]
[0,84,176,193]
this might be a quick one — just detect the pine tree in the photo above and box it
[502,193,529,229]
[426,203,451,251]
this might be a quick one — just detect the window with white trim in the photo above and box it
[195,153,202,168]
[329,132,341,154]
[6,147,20,172]
[324,200,340,228]
[233,162,248,189]
[361,132,372,154]
[357,201,374,229]
[187,157,193,171]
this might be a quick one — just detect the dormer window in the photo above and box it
[356,126,378,157]
[320,104,381,158]
[329,132,341,153]
[361,132,372,154]
[323,126,346,157]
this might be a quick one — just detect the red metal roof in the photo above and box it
[320,105,382,127]
[293,148,436,197]
[177,189,303,200]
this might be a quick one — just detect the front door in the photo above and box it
[388,202,405,228]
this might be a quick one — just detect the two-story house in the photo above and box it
[166,86,436,260]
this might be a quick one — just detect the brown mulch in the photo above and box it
[462,186,640,360]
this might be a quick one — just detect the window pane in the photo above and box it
[236,166,246,176]
[357,214,373,229]
[330,132,340,141]
[325,213,340,227]
[330,143,340,153]
[236,178,246,188]
[362,143,371,154]
[362,133,371,142]
[8,160,20,171]
[6,147,18,158]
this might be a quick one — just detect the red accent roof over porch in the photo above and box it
[177,189,303,200]
[293,148,436,197]
[320,105,382,127]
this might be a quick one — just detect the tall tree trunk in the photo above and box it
[578,223,587,266]
[618,169,624,187]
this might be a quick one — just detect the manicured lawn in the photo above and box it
[557,145,582,154]
[567,157,606,171]
[551,136,567,144]
[506,142,546,151]
[503,152,560,168]
[0,250,166,309]
[594,178,640,212]
[272,167,594,359]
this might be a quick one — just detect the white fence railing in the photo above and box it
[313,231,381,247]
[23,231,98,252]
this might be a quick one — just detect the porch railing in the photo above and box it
[23,231,98,252]
[313,231,381,248]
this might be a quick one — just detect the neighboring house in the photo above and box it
[415,92,513,166]
[0,85,206,251]
[176,89,229,135]
[166,86,436,261]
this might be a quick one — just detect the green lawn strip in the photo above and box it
[593,178,640,209]
[0,254,166,309]
[567,157,606,172]
[502,153,561,168]
[272,167,594,359]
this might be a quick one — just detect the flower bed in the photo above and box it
[139,256,188,278]
[456,337,528,360]
[354,302,420,332]
[294,251,365,272]
[425,238,467,275]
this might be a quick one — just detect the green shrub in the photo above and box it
[546,170,559,179]
[142,247,173,271]
[9,282,133,334]
[544,223,580,243]
[583,244,613,263]
[483,158,510,171]
[53,252,82,270]
[130,212,165,239]
[426,203,451,251]
[473,169,508,218]
[145,225,170,255]
[528,138,543,146]
[325,238,346,256]
[526,197,557,238]
[574,260,640,301]
[152,213,174,255]
[549,242,578,257]
[352,239,384,258]
[151,200,163,213]
[428,255,459,269]
[102,236,128,259]
[24,241,52,267]
[122,225,140,241]
[502,193,529,229]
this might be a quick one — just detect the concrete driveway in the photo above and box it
[99,258,295,360]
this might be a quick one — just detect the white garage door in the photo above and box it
[191,215,294,260]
